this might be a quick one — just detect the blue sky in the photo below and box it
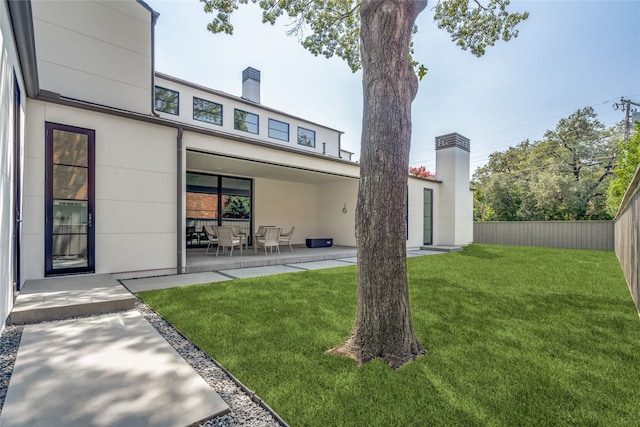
[147,0,640,174]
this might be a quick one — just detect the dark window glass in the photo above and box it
[234,109,259,134]
[154,86,179,115]
[297,127,316,147]
[45,123,95,275]
[193,97,222,125]
[268,119,289,141]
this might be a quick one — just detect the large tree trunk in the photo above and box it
[329,0,427,369]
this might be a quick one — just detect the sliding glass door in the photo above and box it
[186,172,252,245]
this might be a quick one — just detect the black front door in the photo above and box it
[45,123,95,276]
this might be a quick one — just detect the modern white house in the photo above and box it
[0,0,473,331]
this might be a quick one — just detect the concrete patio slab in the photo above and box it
[407,250,446,257]
[335,257,358,264]
[185,245,358,274]
[286,259,356,270]
[220,265,303,279]
[0,310,229,427]
[122,272,232,293]
[8,274,135,325]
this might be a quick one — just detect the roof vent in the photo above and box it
[242,67,260,103]
[435,133,470,152]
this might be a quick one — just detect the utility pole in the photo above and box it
[614,97,640,141]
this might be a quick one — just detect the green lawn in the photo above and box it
[138,244,640,426]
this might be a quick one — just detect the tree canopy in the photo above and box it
[474,107,624,221]
[201,0,528,74]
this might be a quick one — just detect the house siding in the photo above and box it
[0,1,27,330]
[155,74,344,159]
[24,100,177,280]
[31,0,153,114]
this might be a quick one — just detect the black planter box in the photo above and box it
[306,238,333,248]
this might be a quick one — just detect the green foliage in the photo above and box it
[434,0,529,57]
[474,108,619,221]
[200,0,528,75]
[233,109,248,132]
[139,245,640,426]
[202,0,362,72]
[606,122,640,216]
[222,195,250,218]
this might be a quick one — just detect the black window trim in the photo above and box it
[297,126,316,148]
[154,85,179,115]
[234,108,259,135]
[193,96,223,126]
[268,118,290,142]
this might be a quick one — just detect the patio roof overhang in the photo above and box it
[186,149,359,185]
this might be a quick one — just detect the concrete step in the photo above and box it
[8,274,135,325]
[420,245,463,253]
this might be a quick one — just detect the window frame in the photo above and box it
[154,86,179,115]
[268,118,290,141]
[297,126,316,148]
[234,108,259,134]
[193,96,223,126]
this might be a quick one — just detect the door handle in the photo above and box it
[88,213,93,228]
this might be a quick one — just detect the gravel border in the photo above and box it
[0,304,286,427]
[0,324,22,412]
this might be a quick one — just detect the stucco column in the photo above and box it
[434,133,473,246]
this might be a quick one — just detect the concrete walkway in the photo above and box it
[1,311,229,427]
[1,248,451,426]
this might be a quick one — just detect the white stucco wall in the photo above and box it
[254,178,317,245]
[24,101,177,279]
[31,0,153,114]
[407,178,441,249]
[184,130,358,179]
[435,145,473,246]
[0,3,26,330]
[155,75,344,158]
[316,180,358,246]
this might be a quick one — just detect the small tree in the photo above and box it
[607,122,640,215]
[201,0,528,368]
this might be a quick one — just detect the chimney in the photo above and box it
[434,133,472,246]
[242,67,260,103]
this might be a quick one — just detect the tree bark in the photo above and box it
[328,0,427,369]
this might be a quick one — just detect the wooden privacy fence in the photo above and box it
[614,164,640,314]
[473,221,615,250]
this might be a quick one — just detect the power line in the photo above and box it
[411,98,624,160]
[613,97,640,141]
[410,97,634,169]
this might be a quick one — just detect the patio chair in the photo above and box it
[255,227,281,255]
[216,226,243,256]
[254,225,268,239]
[231,226,248,250]
[186,226,197,246]
[278,226,295,252]
[203,225,219,254]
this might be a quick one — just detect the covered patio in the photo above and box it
[185,244,357,273]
